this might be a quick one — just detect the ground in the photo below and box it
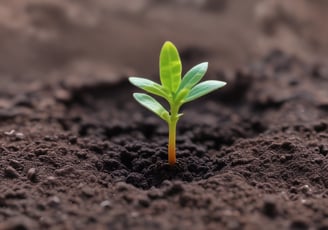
[0,1,328,230]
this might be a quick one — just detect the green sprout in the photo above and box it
[129,41,226,165]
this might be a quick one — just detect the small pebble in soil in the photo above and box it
[299,185,312,196]
[54,88,72,102]
[46,176,57,181]
[80,186,94,198]
[43,176,59,186]
[27,168,37,182]
[55,166,75,176]
[15,132,25,140]
[48,196,61,207]
[4,166,19,178]
[300,199,308,205]
[100,200,112,209]
[4,129,15,136]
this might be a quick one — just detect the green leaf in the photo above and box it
[129,77,167,98]
[159,41,182,93]
[133,93,169,121]
[184,80,226,103]
[178,62,208,92]
[174,88,190,104]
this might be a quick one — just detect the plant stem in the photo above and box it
[168,103,179,165]
[168,118,177,165]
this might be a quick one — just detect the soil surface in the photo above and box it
[1,1,328,230]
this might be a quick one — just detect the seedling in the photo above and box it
[129,41,226,165]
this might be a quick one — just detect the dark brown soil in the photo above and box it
[1,1,328,230]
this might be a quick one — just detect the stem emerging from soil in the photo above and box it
[168,119,177,165]
[168,103,179,165]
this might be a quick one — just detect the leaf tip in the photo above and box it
[162,41,178,52]
[200,62,209,72]
[128,77,137,84]
[212,80,227,89]
[163,41,174,47]
[132,92,142,99]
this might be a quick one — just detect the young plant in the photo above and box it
[129,41,226,165]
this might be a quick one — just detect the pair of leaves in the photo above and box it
[129,41,226,122]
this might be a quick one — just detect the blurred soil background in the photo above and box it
[0,0,328,92]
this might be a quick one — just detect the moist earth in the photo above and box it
[0,51,328,230]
